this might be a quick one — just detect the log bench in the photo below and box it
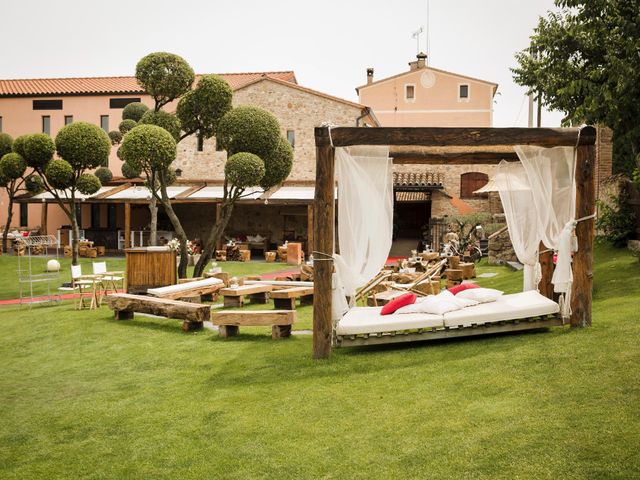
[106,293,210,331]
[270,286,314,310]
[147,277,224,301]
[211,310,296,339]
[220,284,273,308]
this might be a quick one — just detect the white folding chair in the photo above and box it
[92,261,124,297]
[58,264,98,309]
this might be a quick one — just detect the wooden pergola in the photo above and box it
[312,126,597,359]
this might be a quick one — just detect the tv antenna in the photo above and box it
[411,27,424,54]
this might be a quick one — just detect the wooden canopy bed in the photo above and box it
[312,126,596,359]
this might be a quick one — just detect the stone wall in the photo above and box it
[487,222,516,265]
[174,79,364,182]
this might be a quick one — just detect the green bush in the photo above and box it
[177,74,232,138]
[135,52,195,107]
[0,132,13,158]
[0,169,9,187]
[76,173,102,195]
[121,161,141,179]
[21,133,55,169]
[139,110,181,141]
[94,167,113,184]
[108,130,123,145]
[122,102,149,122]
[225,152,265,188]
[56,122,111,169]
[120,124,177,172]
[217,106,280,158]
[45,159,74,190]
[597,192,637,247]
[119,119,137,134]
[260,136,293,189]
[0,152,27,180]
[24,174,44,194]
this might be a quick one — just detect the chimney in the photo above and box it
[366,68,374,85]
[409,52,428,71]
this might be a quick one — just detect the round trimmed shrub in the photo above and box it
[0,169,9,187]
[177,74,232,138]
[119,124,177,172]
[260,136,293,189]
[45,159,74,189]
[135,52,194,105]
[121,161,141,179]
[25,174,44,194]
[22,133,55,169]
[119,119,137,134]
[217,106,280,158]
[122,102,149,122]
[0,132,13,158]
[94,167,113,184]
[108,130,123,145]
[76,173,102,195]
[12,135,29,158]
[139,110,181,141]
[0,152,27,180]
[56,122,111,169]
[225,152,265,188]
[164,166,177,186]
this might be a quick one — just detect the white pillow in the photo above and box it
[456,287,503,304]
[439,290,479,308]
[246,235,257,242]
[396,291,466,315]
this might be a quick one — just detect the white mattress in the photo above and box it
[147,277,223,296]
[335,291,559,336]
[443,290,559,327]
[336,307,444,335]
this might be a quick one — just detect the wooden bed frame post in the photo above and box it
[313,127,335,359]
[538,242,554,300]
[571,134,596,327]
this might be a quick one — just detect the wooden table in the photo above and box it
[220,284,273,308]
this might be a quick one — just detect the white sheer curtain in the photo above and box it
[496,161,540,290]
[332,146,393,321]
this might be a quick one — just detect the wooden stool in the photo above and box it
[96,246,106,256]
[448,256,460,269]
[215,250,227,261]
[64,245,72,257]
[265,251,276,262]
[460,262,476,279]
[239,249,251,262]
[87,247,97,258]
[444,269,463,282]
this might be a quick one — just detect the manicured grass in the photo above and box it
[0,255,293,301]
[0,244,638,479]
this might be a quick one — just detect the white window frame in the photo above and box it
[404,83,416,103]
[458,83,470,102]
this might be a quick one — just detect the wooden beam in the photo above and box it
[571,142,596,327]
[307,204,314,256]
[94,182,131,199]
[391,150,520,164]
[313,136,335,359]
[175,184,206,199]
[315,126,597,148]
[124,202,131,250]
[538,241,554,299]
[40,202,48,235]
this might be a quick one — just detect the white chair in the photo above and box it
[58,265,99,309]
[92,261,124,297]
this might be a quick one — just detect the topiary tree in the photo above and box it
[0,142,29,252]
[122,102,149,122]
[139,110,181,141]
[108,130,123,145]
[121,161,141,179]
[193,106,293,277]
[21,123,110,264]
[0,133,12,158]
[94,166,113,184]
[135,52,195,111]
[119,119,137,135]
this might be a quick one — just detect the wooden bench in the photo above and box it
[270,286,314,310]
[147,277,224,301]
[220,284,273,308]
[211,310,296,339]
[106,293,210,331]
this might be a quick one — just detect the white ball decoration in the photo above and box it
[47,259,61,272]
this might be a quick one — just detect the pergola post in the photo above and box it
[124,202,131,250]
[40,202,48,235]
[538,241,554,299]
[313,127,335,359]
[571,139,596,327]
[307,204,314,256]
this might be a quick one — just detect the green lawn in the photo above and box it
[0,255,292,301]
[0,244,638,479]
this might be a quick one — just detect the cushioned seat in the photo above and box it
[336,307,444,336]
[147,278,223,296]
[443,290,559,327]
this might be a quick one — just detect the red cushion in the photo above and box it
[380,293,417,315]
[448,283,481,295]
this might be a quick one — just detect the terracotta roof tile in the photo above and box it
[393,171,443,189]
[0,72,297,97]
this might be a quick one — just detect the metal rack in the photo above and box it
[17,235,61,306]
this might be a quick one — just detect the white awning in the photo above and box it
[31,186,117,200]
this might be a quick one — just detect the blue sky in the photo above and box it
[2,0,563,127]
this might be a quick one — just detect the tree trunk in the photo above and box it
[2,192,14,255]
[70,202,80,265]
[194,200,234,277]
[149,196,158,246]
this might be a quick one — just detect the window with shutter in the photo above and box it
[460,172,489,199]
